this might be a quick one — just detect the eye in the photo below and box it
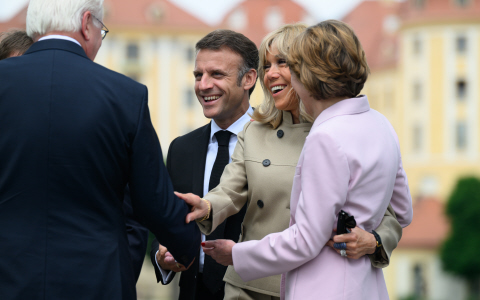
[278,59,287,65]
[194,73,202,80]
[263,64,271,70]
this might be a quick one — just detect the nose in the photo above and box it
[198,75,214,91]
[266,65,280,81]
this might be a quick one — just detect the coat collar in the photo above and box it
[312,95,370,129]
[24,39,90,60]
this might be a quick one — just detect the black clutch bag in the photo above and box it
[336,210,356,234]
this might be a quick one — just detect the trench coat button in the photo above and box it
[277,130,284,138]
[257,200,264,208]
[262,159,270,167]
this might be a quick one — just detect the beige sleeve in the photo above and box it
[196,122,251,235]
[369,204,402,268]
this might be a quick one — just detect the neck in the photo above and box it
[289,108,301,124]
[35,31,87,51]
[311,96,348,120]
[213,99,249,130]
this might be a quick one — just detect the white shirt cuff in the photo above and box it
[155,250,174,284]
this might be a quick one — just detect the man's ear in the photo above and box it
[80,11,93,41]
[243,69,257,91]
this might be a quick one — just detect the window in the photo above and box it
[413,35,422,55]
[413,124,423,152]
[413,264,426,298]
[127,43,139,61]
[456,121,467,150]
[456,80,467,100]
[186,47,195,62]
[264,6,284,32]
[185,89,196,108]
[456,35,467,53]
[413,0,425,9]
[454,0,470,7]
[413,82,422,102]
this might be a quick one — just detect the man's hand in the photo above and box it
[326,227,377,259]
[201,239,235,266]
[174,192,209,223]
[156,244,187,272]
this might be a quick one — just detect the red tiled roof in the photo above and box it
[0,0,211,33]
[400,0,480,27]
[342,1,402,71]
[219,0,310,46]
[398,198,449,249]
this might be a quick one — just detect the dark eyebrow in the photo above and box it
[211,69,226,75]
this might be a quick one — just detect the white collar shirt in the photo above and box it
[38,35,82,47]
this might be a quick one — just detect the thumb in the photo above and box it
[202,240,216,249]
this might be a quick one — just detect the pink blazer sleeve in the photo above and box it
[232,131,350,282]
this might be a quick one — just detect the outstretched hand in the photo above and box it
[201,239,235,266]
[174,192,210,223]
[326,227,377,259]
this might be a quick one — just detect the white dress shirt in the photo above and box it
[157,106,253,282]
[38,35,82,47]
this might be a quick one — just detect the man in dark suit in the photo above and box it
[0,1,199,299]
[149,30,259,300]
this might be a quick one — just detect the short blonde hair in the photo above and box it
[252,23,312,129]
[288,20,370,100]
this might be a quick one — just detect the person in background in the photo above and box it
[0,30,33,59]
[0,0,199,299]
[176,23,404,300]
[149,29,256,300]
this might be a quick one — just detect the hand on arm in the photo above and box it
[326,227,377,259]
[174,192,210,223]
[202,239,235,266]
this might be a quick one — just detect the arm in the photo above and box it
[326,204,402,268]
[232,132,350,282]
[128,86,200,267]
[123,186,149,282]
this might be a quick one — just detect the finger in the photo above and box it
[326,240,335,248]
[159,245,168,256]
[164,256,175,263]
[175,192,196,205]
[333,233,356,243]
[202,240,216,248]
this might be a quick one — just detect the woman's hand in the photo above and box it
[201,239,235,266]
[326,227,377,259]
[174,192,210,223]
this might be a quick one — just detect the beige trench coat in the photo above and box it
[198,111,402,297]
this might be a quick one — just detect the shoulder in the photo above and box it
[171,123,210,147]
[91,62,146,95]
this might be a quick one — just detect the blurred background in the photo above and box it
[1,0,480,299]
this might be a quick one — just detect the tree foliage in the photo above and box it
[440,177,480,280]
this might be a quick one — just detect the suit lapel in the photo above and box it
[191,123,210,197]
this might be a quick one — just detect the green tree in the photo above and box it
[440,177,480,299]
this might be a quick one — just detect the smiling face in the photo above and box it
[194,48,250,128]
[263,47,298,113]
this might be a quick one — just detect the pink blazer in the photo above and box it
[232,96,413,300]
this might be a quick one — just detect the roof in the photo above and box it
[400,0,480,28]
[219,0,313,46]
[342,0,402,71]
[398,197,449,249]
[0,0,211,34]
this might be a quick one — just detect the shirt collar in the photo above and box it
[38,35,82,47]
[210,106,254,142]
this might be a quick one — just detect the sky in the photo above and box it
[0,0,366,24]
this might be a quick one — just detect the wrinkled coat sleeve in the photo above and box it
[369,204,402,268]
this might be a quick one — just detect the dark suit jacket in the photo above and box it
[124,187,149,282]
[150,123,246,299]
[0,39,199,300]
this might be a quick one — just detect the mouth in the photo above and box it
[271,85,287,96]
[203,95,221,103]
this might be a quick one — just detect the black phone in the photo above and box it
[336,210,356,235]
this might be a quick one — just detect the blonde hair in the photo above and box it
[252,23,313,129]
[288,20,370,100]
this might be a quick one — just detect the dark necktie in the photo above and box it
[209,130,233,191]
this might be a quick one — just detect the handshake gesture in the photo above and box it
[155,192,236,273]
